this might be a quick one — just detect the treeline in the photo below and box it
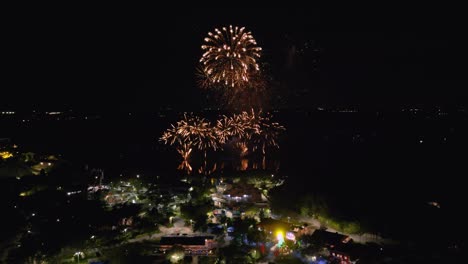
[269,181,365,235]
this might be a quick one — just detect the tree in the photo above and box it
[216,244,253,264]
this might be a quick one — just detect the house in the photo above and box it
[222,183,263,204]
[159,235,216,255]
[330,242,381,264]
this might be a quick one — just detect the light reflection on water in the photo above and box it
[177,155,280,176]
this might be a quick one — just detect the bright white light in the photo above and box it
[286,231,296,240]
[277,231,284,245]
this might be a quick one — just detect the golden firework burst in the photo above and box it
[200,25,262,88]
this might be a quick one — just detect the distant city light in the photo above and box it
[67,190,82,196]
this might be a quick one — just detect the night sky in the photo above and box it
[3,8,467,111]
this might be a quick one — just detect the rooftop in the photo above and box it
[309,229,351,246]
[160,236,214,246]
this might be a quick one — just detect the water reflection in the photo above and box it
[198,162,217,176]
[234,156,280,171]
[239,158,249,171]
[252,156,266,170]
[177,155,280,175]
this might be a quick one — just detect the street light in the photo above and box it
[73,251,85,263]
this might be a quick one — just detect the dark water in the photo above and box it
[2,111,467,244]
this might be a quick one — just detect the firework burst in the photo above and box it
[252,119,286,154]
[161,111,285,166]
[160,114,220,160]
[215,115,247,143]
[233,110,285,155]
[200,25,262,88]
